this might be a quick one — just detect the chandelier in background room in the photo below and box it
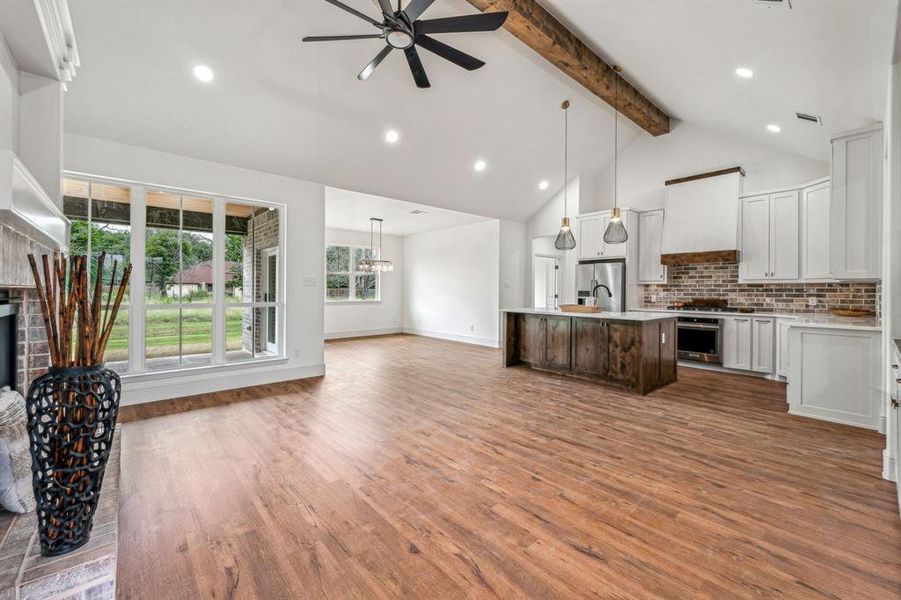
[359,217,394,272]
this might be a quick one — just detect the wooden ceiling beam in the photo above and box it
[465,0,670,136]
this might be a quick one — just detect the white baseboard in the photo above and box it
[325,327,403,340]
[403,327,499,348]
[120,362,326,405]
[884,449,897,482]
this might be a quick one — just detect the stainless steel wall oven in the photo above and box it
[676,316,722,364]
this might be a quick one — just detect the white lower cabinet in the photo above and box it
[776,319,791,379]
[721,316,773,374]
[787,327,882,430]
[751,318,775,373]
[722,317,752,371]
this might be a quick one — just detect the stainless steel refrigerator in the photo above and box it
[576,259,626,312]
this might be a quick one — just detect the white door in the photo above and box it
[722,317,752,370]
[741,195,770,280]
[801,182,831,279]
[751,318,775,373]
[533,256,559,308]
[261,249,278,354]
[638,210,666,283]
[578,216,604,259]
[769,191,799,280]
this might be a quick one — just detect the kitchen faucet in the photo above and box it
[592,283,613,299]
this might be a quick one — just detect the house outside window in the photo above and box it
[325,244,379,302]
[62,176,285,374]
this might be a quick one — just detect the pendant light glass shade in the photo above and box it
[604,67,628,245]
[359,218,394,272]
[603,207,628,244]
[555,216,577,250]
[555,100,576,251]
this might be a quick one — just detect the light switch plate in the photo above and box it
[303,276,316,287]
[808,297,817,306]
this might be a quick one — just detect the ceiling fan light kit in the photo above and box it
[303,0,508,88]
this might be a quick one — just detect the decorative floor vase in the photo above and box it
[25,364,121,557]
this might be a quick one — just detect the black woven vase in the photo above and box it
[25,364,121,557]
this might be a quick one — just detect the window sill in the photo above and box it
[118,355,289,383]
[324,300,383,305]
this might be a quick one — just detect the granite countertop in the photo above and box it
[502,308,675,322]
[633,308,881,331]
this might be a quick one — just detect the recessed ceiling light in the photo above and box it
[193,65,214,82]
[735,67,754,79]
[384,129,400,144]
[767,123,781,133]
[539,180,549,190]
[474,160,487,172]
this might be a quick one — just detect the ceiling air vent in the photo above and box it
[753,0,791,7]
[796,112,822,125]
[409,209,427,215]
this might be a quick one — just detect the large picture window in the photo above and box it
[62,175,285,375]
[325,245,379,302]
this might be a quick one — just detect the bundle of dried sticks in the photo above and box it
[27,252,132,368]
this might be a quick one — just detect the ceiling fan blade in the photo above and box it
[403,0,436,22]
[416,35,485,71]
[358,45,393,80]
[403,46,431,88]
[418,12,508,34]
[303,34,385,42]
[376,0,393,17]
[323,0,384,28]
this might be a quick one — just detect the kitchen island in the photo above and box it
[502,308,678,395]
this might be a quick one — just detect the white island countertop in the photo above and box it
[632,308,881,331]
[501,308,676,322]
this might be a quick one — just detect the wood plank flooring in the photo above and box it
[117,334,901,599]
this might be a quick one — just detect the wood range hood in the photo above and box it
[660,167,744,266]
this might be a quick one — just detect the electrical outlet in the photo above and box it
[294,348,301,358]
[808,297,817,306]
[470,325,474,332]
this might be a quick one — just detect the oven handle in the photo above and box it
[677,323,721,330]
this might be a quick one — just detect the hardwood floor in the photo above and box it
[117,334,901,599]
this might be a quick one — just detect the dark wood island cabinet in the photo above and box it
[503,309,677,395]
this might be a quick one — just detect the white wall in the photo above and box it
[0,31,18,154]
[64,133,325,404]
[499,220,526,310]
[324,227,404,338]
[583,121,829,213]
[404,220,501,347]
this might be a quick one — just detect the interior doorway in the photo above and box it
[533,255,559,309]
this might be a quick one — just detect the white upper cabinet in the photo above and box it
[769,191,800,280]
[830,126,883,280]
[800,180,831,280]
[740,195,770,280]
[577,214,604,259]
[637,209,667,283]
[577,210,632,260]
[739,191,799,281]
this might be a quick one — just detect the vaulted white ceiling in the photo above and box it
[63,0,896,223]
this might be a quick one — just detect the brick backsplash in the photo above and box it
[641,262,879,315]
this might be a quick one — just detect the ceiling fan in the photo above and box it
[303,0,509,88]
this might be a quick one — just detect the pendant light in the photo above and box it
[359,217,394,272]
[554,99,577,251]
[604,65,628,245]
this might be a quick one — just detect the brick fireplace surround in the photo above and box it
[642,262,879,315]
[0,224,118,600]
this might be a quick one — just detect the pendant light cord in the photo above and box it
[614,66,620,212]
[562,100,569,218]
